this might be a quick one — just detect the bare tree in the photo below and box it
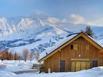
[22,48,29,61]
[29,51,33,61]
[34,51,40,62]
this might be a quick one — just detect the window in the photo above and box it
[70,44,78,50]
[70,45,73,50]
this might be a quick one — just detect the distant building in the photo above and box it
[39,32,103,72]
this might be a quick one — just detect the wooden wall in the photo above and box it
[43,37,103,72]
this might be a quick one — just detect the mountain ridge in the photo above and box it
[0,16,102,54]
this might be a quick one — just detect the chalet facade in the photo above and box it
[39,32,103,72]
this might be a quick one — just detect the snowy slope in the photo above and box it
[0,16,102,55]
[0,16,69,53]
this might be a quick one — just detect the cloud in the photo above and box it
[68,14,85,24]
[87,18,103,26]
[47,17,61,24]
[64,14,103,26]
[47,14,103,26]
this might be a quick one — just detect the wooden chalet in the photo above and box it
[39,32,103,72]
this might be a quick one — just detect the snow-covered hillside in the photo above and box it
[0,16,102,55]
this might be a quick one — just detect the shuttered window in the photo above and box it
[70,44,78,50]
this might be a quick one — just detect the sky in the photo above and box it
[0,0,103,26]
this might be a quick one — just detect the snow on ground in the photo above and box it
[14,67,103,77]
[0,60,36,72]
[0,71,16,77]
[0,60,103,77]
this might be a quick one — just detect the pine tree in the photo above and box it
[85,26,94,37]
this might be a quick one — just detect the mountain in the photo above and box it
[0,16,102,55]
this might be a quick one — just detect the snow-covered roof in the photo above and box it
[39,34,77,60]
[39,32,103,61]
[88,36,103,48]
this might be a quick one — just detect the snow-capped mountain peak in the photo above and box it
[0,16,102,55]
